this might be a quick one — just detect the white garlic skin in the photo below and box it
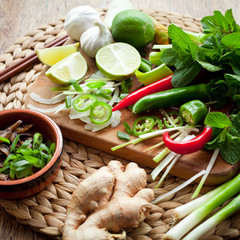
[64,5,101,41]
[80,20,114,58]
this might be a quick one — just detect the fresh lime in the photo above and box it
[46,52,87,84]
[36,43,79,67]
[95,42,141,81]
[111,9,155,49]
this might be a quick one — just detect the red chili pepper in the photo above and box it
[112,74,173,111]
[163,127,213,154]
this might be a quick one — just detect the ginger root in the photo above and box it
[63,160,154,240]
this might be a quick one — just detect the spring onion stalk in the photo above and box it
[162,173,240,240]
[152,170,206,205]
[156,135,196,187]
[144,131,181,151]
[183,193,240,240]
[191,148,219,199]
[172,173,240,219]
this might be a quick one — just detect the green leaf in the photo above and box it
[0,136,10,144]
[220,132,240,164]
[224,9,240,32]
[160,48,179,66]
[204,112,232,128]
[225,74,240,87]
[221,33,240,50]
[168,24,199,58]
[171,61,202,87]
[213,10,231,32]
[204,128,227,150]
[230,111,240,133]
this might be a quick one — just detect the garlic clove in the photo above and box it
[80,20,114,58]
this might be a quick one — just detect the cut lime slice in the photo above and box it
[46,52,87,85]
[95,42,141,81]
[36,42,80,67]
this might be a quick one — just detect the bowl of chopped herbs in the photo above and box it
[0,109,63,199]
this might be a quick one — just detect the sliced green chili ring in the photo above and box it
[73,94,98,112]
[180,100,208,126]
[163,110,183,128]
[90,101,112,125]
[132,116,155,136]
[152,116,163,130]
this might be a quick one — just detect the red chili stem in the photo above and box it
[112,74,173,111]
[163,127,213,155]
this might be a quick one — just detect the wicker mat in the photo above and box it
[0,9,239,240]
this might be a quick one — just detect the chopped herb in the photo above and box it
[117,131,130,141]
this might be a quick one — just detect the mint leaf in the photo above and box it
[221,33,240,50]
[171,61,202,87]
[204,112,232,128]
[220,132,240,164]
[230,111,240,133]
[204,128,227,150]
[224,9,240,32]
[168,24,199,58]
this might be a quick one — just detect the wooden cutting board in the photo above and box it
[25,44,240,186]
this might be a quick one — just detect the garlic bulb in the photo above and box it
[80,20,114,58]
[64,5,101,41]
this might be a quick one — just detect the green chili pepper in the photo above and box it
[132,116,155,136]
[89,101,112,125]
[163,110,183,128]
[180,100,208,125]
[132,83,209,114]
[65,95,72,109]
[73,94,98,112]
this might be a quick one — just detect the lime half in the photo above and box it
[46,52,87,85]
[95,42,141,81]
[36,43,79,67]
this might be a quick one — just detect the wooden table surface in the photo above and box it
[0,0,239,239]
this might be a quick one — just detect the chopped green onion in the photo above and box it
[86,81,106,89]
[70,79,83,92]
[65,95,72,109]
[117,131,130,141]
[10,134,20,153]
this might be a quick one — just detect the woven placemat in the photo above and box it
[0,9,239,240]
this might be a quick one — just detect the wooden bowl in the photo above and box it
[0,109,63,199]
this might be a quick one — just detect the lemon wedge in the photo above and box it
[36,42,80,67]
[46,52,87,85]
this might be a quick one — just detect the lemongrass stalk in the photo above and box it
[111,138,143,151]
[156,135,196,187]
[191,148,219,199]
[152,170,206,205]
[144,131,181,151]
[183,194,240,240]
[172,174,240,220]
[162,173,240,240]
